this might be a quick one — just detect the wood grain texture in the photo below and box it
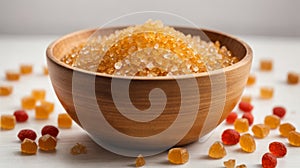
[46,27,252,147]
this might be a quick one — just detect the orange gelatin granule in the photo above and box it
[168,147,189,164]
[288,131,300,147]
[135,154,146,167]
[40,100,55,113]
[239,133,256,153]
[58,113,72,128]
[31,89,46,101]
[223,159,236,168]
[260,87,274,99]
[241,95,252,103]
[38,134,57,151]
[0,85,13,96]
[264,115,280,129]
[35,105,50,119]
[279,123,296,138]
[20,64,33,75]
[234,118,249,133]
[0,114,16,130]
[21,138,38,154]
[287,72,299,84]
[208,141,226,159]
[246,74,256,86]
[21,96,36,110]
[236,164,247,168]
[5,71,20,81]
[260,59,273,71]
[70,143,87,155]
[251,124,270,139]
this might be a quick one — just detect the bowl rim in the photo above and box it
[46,26,252,80]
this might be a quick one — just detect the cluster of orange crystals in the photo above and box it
[62,20,239,76]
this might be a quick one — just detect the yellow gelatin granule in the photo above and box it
[135,154,146,167]
[20,64,33,75]
[288,131,300,147]
[223,159,236,168]
[264,115,280,129]
[35,105,50,119]
[0,85,13,96]
[208,141,226,159]
[31,89,46,101]
[260,87,274,99]
[246,74,256,86]
[287,72,299,84]
[279,123,296,138]
[0,114,16,130]
[62,20,239,77]
[6,70,20,81]
[234,118,249,133]
[251,124,270,139]
[239,133,256,153]
[260,59,273,71]
[38,134,57,151]
[168,147,189,164]
[58,113,72,128]
[21,96,36,110]
[21,138,38,154]
[70,143,87,155]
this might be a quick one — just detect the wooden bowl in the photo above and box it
[46,27,252,155]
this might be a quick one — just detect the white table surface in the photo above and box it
[0,34,299,168]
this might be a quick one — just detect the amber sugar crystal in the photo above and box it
[35,105,50,119]
[279,123,296,138]
[21,96,36,110]
[6,70,20,81]
[241,95,252,103]
[168,147,189,164]
[234,118,249,133]
[246,74,256,86]
[20,64,33,75]
[251,124,270,139]
[239,133,256,153]
[40,100,55,113]
[135,154,146,167]
[0,85,13,96]
[62,20,239,77]
[31,89,46,101]
[260,59,273,71]
[38,134,57,151]
[70,143,87,155]
[21,138,38,155]
[288,131,300,147]
[58,113,72,128]
[0,114,16,130]
[260,87,274,99]
[287,72,299,84]
[264,115,280,129]
[208,141,226,159]
[223,159,236,168]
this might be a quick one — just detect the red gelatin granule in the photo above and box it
[269,141,287,158]
[221,129,240,145]
[273,106,286,118]
[262,153,277,168]
[13,110,29,122]
[242,113,254,125]
[226,112,238,124]
[18,129,37,141]
[41,125,59,138]
[238,102,253,113]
